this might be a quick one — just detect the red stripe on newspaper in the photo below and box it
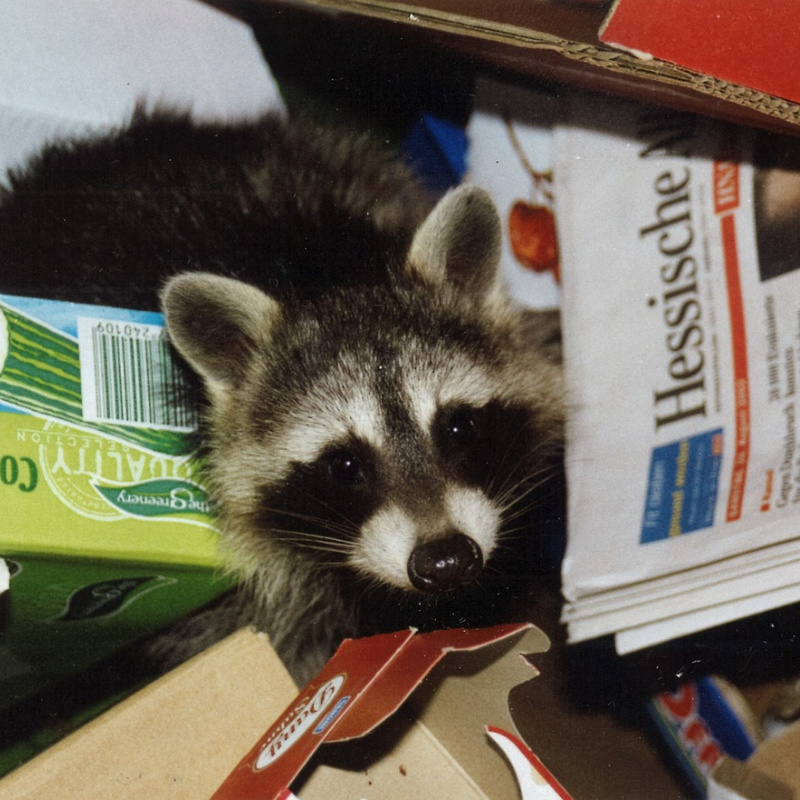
[720,212,749,522]
[713,160,740,214]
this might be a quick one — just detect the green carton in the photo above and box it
[0,294,232,712]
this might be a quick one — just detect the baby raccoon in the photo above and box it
[0,111,564,683]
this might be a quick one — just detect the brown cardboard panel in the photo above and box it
[0,627,554,800]
[236,0,800,135]
[748,721,800,794]
[0,630,297,800]
[299,720,491,799]
[210,624,542,800]
[712,757,793,800]
[407,626,551,799]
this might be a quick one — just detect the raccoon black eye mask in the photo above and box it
[1,111,564,684]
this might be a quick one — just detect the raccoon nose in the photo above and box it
[407,533,483,593]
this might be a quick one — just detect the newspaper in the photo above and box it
[556,93,800,653]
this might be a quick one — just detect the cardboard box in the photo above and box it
[0,625,571,800]
[247,0,800,136]
[600,0,800,107]
[0,295,231,714]
[710,722,800,799]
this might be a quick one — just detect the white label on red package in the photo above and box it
[255,675,347,770]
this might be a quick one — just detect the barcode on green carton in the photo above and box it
[77,317,197,432]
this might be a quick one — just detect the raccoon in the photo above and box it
[0,111,564,684]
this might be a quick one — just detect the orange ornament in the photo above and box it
[508,200,560,281]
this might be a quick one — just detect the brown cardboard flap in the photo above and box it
[407,625,552,799]
[211,624,540,800]
[250,0,800,135]
[0,626,553,800]
[711,721,800,800]
[300,625,551,800]
[712,757,794,800]
[748,721,800,794]
[0,630,297,800]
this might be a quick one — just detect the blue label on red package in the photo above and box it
[641,430,723,543]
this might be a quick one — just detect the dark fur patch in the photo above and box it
[0,111,430,308]
[256,439,383,561]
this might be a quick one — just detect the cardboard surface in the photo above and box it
[709,721,800,799]
[0,631,297,799]
[406,626,550,799]
[1,588,708,800]
[257,0,800,134]
[748,720,800,794]
[212,624,548,799]
[0,627,557,800]
[710,757,793,800]
[601,0,800,106]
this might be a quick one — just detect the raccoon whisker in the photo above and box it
[494,472,547,512]
[497,522,538,541]
[487,431,557,506]
[276,537,349,556]
[269,530,357,556]
[258,504,359,539]
[483,435,534,500]
[273,542,354,558]
[289,513,357,537]
[483,539,516,560]
[500,499,549,530]
[291,487,363,531]
[501,490,551,525]
[493,481,556,536]
[271,526,357,546]
[494,467,554,515]
[310,559,354,570]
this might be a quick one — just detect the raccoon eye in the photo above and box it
[324,449,366,486]
[440,406,478,450]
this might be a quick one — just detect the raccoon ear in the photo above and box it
[406,185,502,299]
[161,273,281,392]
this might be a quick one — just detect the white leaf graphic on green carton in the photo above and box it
[93,478,214,524]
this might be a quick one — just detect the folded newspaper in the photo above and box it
[557,93,800,653]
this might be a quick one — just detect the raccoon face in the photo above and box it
[162,186,563,597]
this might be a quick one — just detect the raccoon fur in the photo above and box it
[0,111,565,684]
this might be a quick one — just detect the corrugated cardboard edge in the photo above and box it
[279,0,800,129]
